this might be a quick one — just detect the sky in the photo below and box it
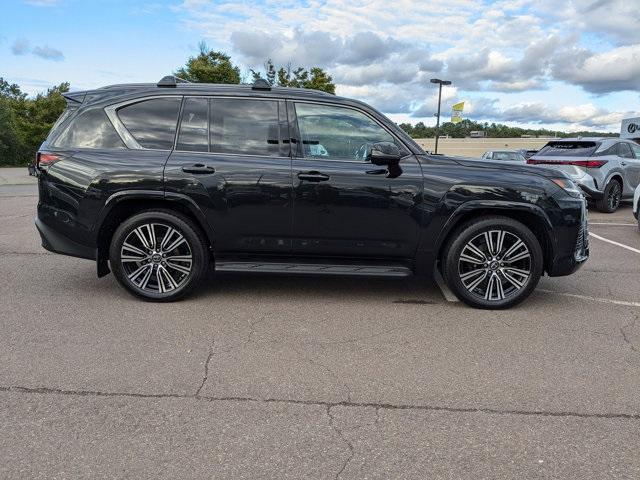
[2,0,640,132]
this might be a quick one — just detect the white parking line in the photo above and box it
[433,268,459,303]
[588,232,640,254]
[589,222,636,226]
[538,289,640,308]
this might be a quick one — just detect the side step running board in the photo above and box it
[215,261,412,277]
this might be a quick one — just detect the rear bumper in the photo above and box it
[35,217,95,260]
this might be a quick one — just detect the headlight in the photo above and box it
[550,178,583,198]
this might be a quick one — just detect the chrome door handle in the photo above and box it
[182,164,215,174]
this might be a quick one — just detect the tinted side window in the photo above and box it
[52,108,125,149]
[117,98,181,150]
[618,143,633,159]
[597,144,618,156]
[210,98,281,156]
[294,103,396,161]
[630,143,640,158]
[177,97,209,152]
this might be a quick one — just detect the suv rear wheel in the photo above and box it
[109,210,208,301]
[596,179,622,213]
[442,216,543,309]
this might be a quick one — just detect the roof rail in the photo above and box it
[251,78,271,91]
[157,75,191,88]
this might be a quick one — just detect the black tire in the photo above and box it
[442,216,543,309]
[595,179,622,213]
[109,209,209,302]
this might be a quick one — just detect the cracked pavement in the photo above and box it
[1,176,640,478]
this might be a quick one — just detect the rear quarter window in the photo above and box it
[536,141,598,157]
[117,97,181,150]
[51,108,125,149]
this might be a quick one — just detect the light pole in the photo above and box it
[430,78,451,154]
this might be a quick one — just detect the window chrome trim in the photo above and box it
[104,95,183,151]
[169,149,291,160]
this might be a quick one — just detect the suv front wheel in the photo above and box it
[109,210,209,301]
[442,216,543,309]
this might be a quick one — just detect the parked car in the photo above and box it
[516,148,538,159]
[31,76,588,309]
[527,138,640,213]
[480,150,527,164]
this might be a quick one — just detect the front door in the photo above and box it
[164,96,293,254]
[289,101,423,259]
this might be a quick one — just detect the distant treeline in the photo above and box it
[398,119,617,139]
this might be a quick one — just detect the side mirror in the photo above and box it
[368,142,403,166]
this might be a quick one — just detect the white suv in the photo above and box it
[528,138,640,213]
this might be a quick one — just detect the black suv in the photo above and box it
[33,76,588,309]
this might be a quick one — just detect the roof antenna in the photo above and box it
[157,75,191,88]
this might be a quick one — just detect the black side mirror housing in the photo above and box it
[368,142,403,166]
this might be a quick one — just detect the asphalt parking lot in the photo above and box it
[1,170,640,479]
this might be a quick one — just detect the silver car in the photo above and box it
[527,137,640,213]
[480,150,527,164]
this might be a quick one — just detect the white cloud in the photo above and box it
[172,0,640,130]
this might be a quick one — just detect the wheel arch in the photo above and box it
[606,172,624,190]
[93,191,214,277]
[434,201,554,274]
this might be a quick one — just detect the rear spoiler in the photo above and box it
[62,91,86,105]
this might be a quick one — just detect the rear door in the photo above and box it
[289,101,423,259]
[164,96,293,254]
[619,142,640,194]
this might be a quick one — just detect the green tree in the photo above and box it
[253,59,336,94]
[18,83,69,163]
[0,97,21,165]
[174,42,241,84]
[0,79,69,166]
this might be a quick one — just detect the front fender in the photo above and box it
[434,199,554,254]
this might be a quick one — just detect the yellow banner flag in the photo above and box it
[451,101,464,123]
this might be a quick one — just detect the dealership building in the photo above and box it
[621,117,640,141]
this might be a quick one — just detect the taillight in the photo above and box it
[36,152,62,168]
[527,158,607,168]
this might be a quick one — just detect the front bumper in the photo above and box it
[547,198,589,277]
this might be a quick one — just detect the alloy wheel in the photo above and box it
[120,223,193,294]
[607,183,621,211]
[457,230,532,302]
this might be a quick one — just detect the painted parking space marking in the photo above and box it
[538,289,640,308]
[433,268,459,303]
[589,222,636,226]
[588,232,640,254]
